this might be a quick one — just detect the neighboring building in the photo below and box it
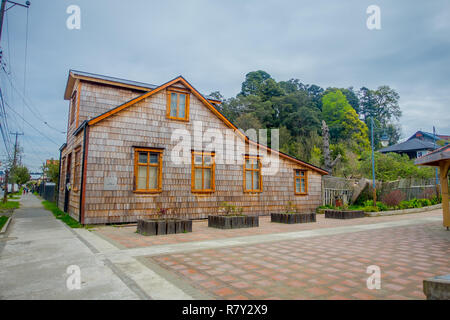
[379,138,436,159]
[380,130,449,159]
[408,131,450,144]
[58,70,328,225]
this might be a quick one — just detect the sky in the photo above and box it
[1,0,449,171]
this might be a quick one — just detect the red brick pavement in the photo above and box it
[94,210,442,249]
[149,222,449,300]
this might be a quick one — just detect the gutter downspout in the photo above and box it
[79,124,89,224]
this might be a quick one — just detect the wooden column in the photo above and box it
[439,160,450,229]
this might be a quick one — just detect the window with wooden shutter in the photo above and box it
[134,148,163,193]
[294,169,308,195]
[243,156,262,193]
[191,151,215,193]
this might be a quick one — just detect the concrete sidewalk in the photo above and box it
[0,194,141,300]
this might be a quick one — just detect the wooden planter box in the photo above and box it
[324,210,365,219]
[271,212,316,224]
[137,219,192,236]
[208,215,259,229]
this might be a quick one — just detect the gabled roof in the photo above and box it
[64,70,222,104]
[408,130,450,142]
[379,138,436,153]
[74,73,328,175]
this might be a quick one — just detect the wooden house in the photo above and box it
[58,70,328,224]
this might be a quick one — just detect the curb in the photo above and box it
[0,216,12,234]
[366,203,442,217]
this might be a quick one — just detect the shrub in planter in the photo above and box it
[208,202,259,229]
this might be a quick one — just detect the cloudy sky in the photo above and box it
[1,0,449,171]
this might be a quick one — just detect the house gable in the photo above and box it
[83,76,328,175]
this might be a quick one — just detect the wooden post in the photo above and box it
[439,160,450,229]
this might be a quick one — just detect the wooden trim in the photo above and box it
[243,155,263,193]
[80,126,90,225]
[133,148,163,193]
[60,157,66,191]
[191,151,215,193]
[75,82,82,128]
[70,74,153,95]
[88,77,184,126]
[73,146,82,192]
[166,89,190,121]
[294,169,308,195]
[69,89,77,125]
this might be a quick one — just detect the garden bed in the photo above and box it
[324,209,365,219]
[271,212,316,224]
[137,219,192,236]
[208,215,259,229]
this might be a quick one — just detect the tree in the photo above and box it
[322,121,341,173]
[322,90,370,152]
[43,160,60,184]
[240,70,272,96]
[208,91,224,101]
[234,113,263,132]
[10,166,30,186]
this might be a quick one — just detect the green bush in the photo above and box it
[0,215,8,229]
[0,201,20,210]
[362,206,379,212]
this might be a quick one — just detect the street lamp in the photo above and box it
[359,113,377,206]
[380,131,389,147]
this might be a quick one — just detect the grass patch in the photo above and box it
[0,215,9,230]
[0,201,20,210]
[42,200,82,228]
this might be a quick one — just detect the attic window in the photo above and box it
[166,89,190,121]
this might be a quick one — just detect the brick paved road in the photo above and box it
[148,222,449,300]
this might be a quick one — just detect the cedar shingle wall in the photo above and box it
[78,82,323,224]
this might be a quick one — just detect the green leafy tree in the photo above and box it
[43,160,60,184]
[10,166,30,186]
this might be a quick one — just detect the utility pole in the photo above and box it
[0,1,31,58]
[433,126,440,197]
[10,131,23,193]
[2,168,8,203]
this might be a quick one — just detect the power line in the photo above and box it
[1,66,66,134]
[3,98,61,146]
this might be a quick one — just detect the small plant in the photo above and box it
[220,202,236,215]
[284,201,296,214]
[155,206,170,218]
[381,190,406,207]
[362,206,379,212]
[420,188,436,200]
[220,202,245,216]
